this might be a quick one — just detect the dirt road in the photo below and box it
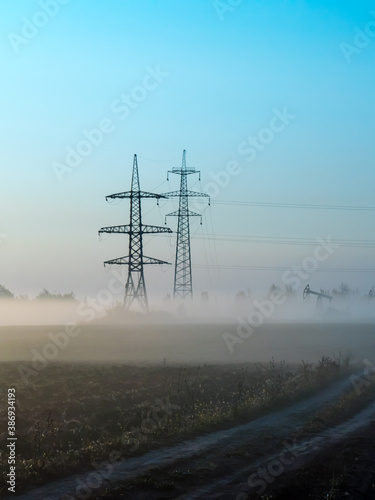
[12,372,375,500]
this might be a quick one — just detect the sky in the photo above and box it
[0,0,374,303]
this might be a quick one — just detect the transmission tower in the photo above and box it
[99,154,172,311]
[163,150,209,300]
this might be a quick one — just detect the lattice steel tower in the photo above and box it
[163,150,209,300]
[99,154,172,310]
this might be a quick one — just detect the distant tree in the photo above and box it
[339,283,350,296]
[0,284,14,299]
[16,294,29,301]
[235,290,246,302]
[201,291,209,302]
[162,293,171,303]
[233,289,251,314]
[332,282,354,298]
[268,284,282,297]
[36,289,76,301]
[36,288,52,299]
[284,285,296,298]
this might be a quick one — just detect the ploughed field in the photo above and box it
[1,321,375,365]
[1,322,375,498]
[2,352,375,498]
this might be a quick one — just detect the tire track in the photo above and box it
[177,400,375,499]
[13,375,361,500]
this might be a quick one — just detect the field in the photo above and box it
[0,322,375,499]
[1,321,375,365]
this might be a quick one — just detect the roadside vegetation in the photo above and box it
[0,354,354,495]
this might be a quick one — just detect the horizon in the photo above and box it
[1,1,374,305]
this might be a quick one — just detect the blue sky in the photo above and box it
[0,0,374,300]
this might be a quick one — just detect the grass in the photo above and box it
[0,354,354,496]
[299,374,375,436]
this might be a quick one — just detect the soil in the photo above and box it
[12,374,375,500]
[258,424,375,500]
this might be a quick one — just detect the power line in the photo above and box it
[137,154,181,163]
[193,265,375,273]
[192,234,375,248]
[210,200,375,212]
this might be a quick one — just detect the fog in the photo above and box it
[1,287,375,326]
[1,291,374,368]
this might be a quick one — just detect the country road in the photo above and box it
[12,372,375,500]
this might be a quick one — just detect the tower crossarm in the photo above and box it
[99,225,131,235]
[99,224,172,235]
[104,256,130,266]
[166,210,201,218]
[168,168,197,176]
[104,256,171,267]
[162,190,210,199]
[143,256,171,265]
[104,257,143,272]
[106,191,168,201]
[142,225,172,234]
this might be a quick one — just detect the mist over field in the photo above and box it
[1,291,375,368]
[2,1,375,498]
[1,283,375,326]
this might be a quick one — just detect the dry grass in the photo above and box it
[0,355,353,494]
